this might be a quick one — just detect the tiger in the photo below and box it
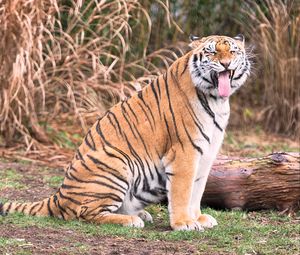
[0,35,251,231]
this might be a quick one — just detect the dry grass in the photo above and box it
[240,0,300,137]
[0,0,183,148]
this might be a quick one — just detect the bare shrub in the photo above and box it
[240,0,300,137]
[0,0,182,148]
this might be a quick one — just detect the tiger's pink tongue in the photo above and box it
[218,71,230,97]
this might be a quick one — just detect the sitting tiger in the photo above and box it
[0,35,251,231]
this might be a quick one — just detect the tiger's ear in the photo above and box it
[189,35,206,49]
[234,34,245,46]
[189,34,200,41]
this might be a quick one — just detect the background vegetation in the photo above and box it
[0,0,299,149]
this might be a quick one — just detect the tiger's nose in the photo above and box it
[220,60,231,69]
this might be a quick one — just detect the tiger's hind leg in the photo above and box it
[78,199,145,227]
[64,153,147,228]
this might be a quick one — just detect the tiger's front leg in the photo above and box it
[190,132,225,229]
[164,146,203,231]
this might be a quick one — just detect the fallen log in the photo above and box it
[203,152,300,213]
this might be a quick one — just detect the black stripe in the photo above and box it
[196,89,223,131]
[183,104,210,144]
[175,61,180,77]
[122,133,151,194]
[150,81,161,119]
[169,69,210,144]
[193,54,198,63]
[192,117,210,144]
[195,177,201,182]
[67,191,123,203]
[163,113,173,146]
[165,172,175,182]
[165,172,175,176]
[181,55,190,76]
[14,203,22,212]
[182,119,203,154]
[106,113,120,137]
[154,165,165,187]
[70,164,78,172]
[56,199,68,219]
[32,201,44,216]
[29,203,40,215]
[81,161,93,172]
[61,184,81,189]
[123,134,145,173]
[202,76,213,84]
[47,198,54,216]
[86,154,119,173]
[209,94,217,100]
[125,101,139,124]
[156,78,161,99]
[170,69,181,89]
[137,91,156,127]
[233,61,249,81]
[95,129,127,166]
[163,72,184,148]
[0,202,4,215]
[85,130,96,151]
[68,171,125,195]
[76,149,84,161]
[21,204,27,213]
[58,189,81,205]
[94,173,128,191]
[120,110,152,161]
[145,159,154,180]
[102,145,127,165]
[120,102,138,139]
[133,193,154,205]
[137,101,155,132]
[65,205,78,217]
[96,121,134,171]
[210,71,218,88]
[107,111,122,134]
[86,204,119,215]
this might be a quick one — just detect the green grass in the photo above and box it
[224,129,299,157]
[0,237,32,255]
[0,169,26,190]
[43,175,64,188]
[1,206,299,254]
[0,237,26,247]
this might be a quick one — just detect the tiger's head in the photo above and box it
[189,35,251,98]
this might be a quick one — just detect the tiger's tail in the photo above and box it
[0,193,63,218]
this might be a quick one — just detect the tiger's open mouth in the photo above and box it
[218,70,235,79]
[217,70,235,97]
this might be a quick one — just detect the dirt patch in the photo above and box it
[0,224,202,255]
[0,161,63,201]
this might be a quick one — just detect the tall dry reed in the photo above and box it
[0,0,182,148]
[240,0,300,137]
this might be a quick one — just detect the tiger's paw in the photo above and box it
[123,215,144,228]
[171,220,204,231]
[138,210,153,223]
[197,214,218,229]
